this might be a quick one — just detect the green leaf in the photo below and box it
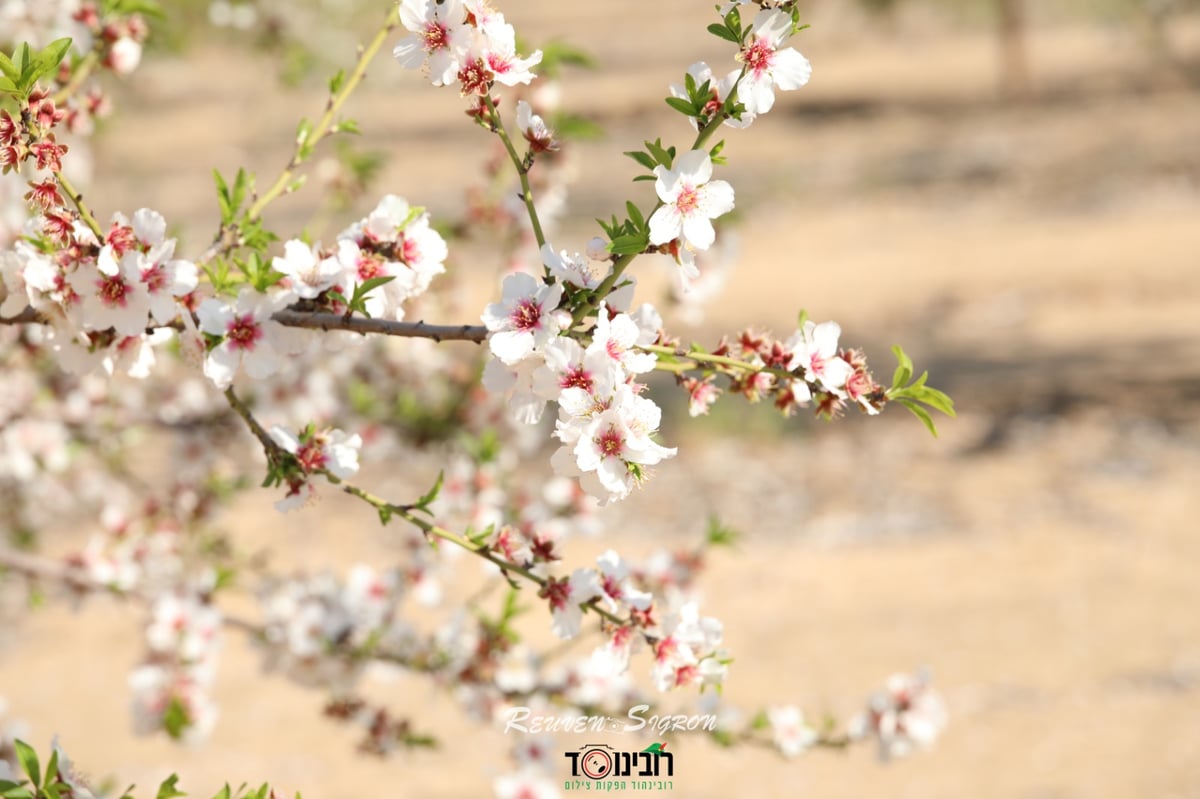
[608,232,648,255]
[334,119,360,135]
[414,470,444,511]
[327,68,345,95]
[209,786,231,799]
[163,696,190,740]
[890,344,913,390]
[912,385,955,417]
[705,514,740,548]
[665,96,695,116]
[36,38,73,75]
[0,52,19,82]
[644,138,674,169]
[897,398,938,437]
[632,174,655,183]
[213,169,232,223]
[623,150,656,172]
[13,740,39,788]
[157,774,187,799]
[625,201,645,231]
[0,76,17,94]
[231,168,250,218]
[707,23,739,44]
[0,784,34,799]
[42,748,58,789]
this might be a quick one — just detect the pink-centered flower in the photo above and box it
[648,149,734,252]
[540,568,603,639]
[481,272,567,365]
[736,9,813,116]
[785,320,853,394]
[393,0,470,86]
[196,288,295,390]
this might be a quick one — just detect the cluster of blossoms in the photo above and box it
[2,0,148,77]
[850,670,949,760]
[482,265,676,505]
[258,565,404,691]
[680,319,887,420]
[0,0,957,789]
[129,588,222,743]
[273,194,446,319]
[393,0,541,95]
[267,424,363,511]
[197,195,448,390]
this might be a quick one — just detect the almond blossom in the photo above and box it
[268,425,363,480]
[735,9,813,116]
[393,0,470,86]
[540,242,606,290]
[768,705,819,759]
[196,287,296,390]
[70,248,152,337]
[272,239,343,300]
[538,568,602,639]
[481,272,567,365]
[516,100,557,153]
[648,149,734,252]
[849,671,948,761]
[785,319,853,394]
[670,61,752,130]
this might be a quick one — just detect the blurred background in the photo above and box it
[3,0,1200,796]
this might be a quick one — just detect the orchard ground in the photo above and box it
[3,2,1200,797]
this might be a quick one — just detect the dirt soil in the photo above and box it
[3,2,1200,797]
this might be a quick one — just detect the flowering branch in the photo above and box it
[240,8,398,226]
[242,7,398,223]
[50,169,102,240]
[483,94,546,249]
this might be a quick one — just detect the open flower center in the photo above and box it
[596,426,625,458]
[226,314,263,351]
[97,275,132,308]
[560,366,593,392]
[421,22,449,52]
[742,38,774,75]
[675,184,700,215]
[510,298,542,331]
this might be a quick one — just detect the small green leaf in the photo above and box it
[625,201,645,231]
[163,696,190,740]
[327,68,345,95]
[623,150,656,171]
[13,741,39,789]
[414,469,444,511]
[664,96,696,116]
[157,774,187,799]
[36,38,73,75]
[608,233,649,255]
[891,344,913,389]
[209,786,231,799]
[706,23,739,44]
[644,138,673,169]
[898,398,938,438]
[231,168,250,217]
[0,784,34,799]
[705,514,740,548]
[334,119,360,135]
[0,52,19,82]
[42,748,58,789]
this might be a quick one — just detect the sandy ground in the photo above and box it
[3,2,1200,797]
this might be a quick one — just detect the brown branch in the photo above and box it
[270,310,488,343]
[0,303,489,344]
